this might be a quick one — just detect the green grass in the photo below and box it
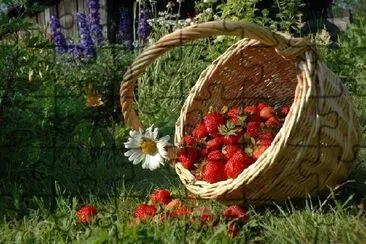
[1,177,366,243]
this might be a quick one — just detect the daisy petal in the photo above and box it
[124,149,139,157]
[133,153,145,165]
[142,155,151,169]
[149,154,163,171]
[157,142,168,159]
[153,127,159,140]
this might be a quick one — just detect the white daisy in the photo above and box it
[124,126,171,171]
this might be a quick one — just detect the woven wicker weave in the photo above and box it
[120,21,362,205]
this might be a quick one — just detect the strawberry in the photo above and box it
[223,204,248,222]
[246,121,261,138]
[253,144,269,160]
[281,106,290,115]
[258,132,274,146]
[177,147,198,169]
[191,123,209,139]
[265,116,280,128]
[200,147,209,158]
[206,136,224,151]
[134,204,157,223]
[225,150,254,178]
[76,205,97,224]
[227,106,241,119]
[202,160,227,183]
[223,135,239,145]
[259,138,273,147]
[166,199,183,211]
[181,136,196,146]
[150,189,171,205]
[169,206,192,218]
[244,105,261,122]
[207,150,224,161]
[229,116,240,124]
[257,101,268,110]
[258,132,274,141]
[222,145,241,159]
[204,113,225,137]
[260,106,275,120]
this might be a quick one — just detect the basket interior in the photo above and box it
[180,39,299,135]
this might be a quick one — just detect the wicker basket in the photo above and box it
[120,21,362,205]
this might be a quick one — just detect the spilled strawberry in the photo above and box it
[134,204,157,223]
[76,205,97,224]
[150,189,171,205]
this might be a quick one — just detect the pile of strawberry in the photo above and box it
[131,188,248,237]
[178,102,290,183]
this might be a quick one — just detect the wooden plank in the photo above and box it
[58,0,73,38]
[77,0,85,12]
[49,5,57,17]
[38,11,45,26]
[99,0,107,36]
[62,0,77,38]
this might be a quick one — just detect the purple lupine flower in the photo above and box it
[49,16,68,53]
[137,8,151,44]
[88,0,104,44]
[76,12,96,60]
[116,7,133,49]
[67,41,83,59]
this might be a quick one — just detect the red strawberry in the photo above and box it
[258,132,274,146]
[76,205,97,224]
[246,121,261,138]
[191,123,209,139]
[150,189,171,205]
[253,144,269,160]
[166,199,183,211]
[204,113,225,136]
[244,105,261,121]
[206,136,224,151]
[223,204,248,222]
[134,204,157,223]
[225,150,254,178]
[258,132,274,141]
[257,101,268,110]
[227,106,241,118]
[200,147,209,157]
[202,160,227,183]
[170,206,192,218]
[207,150,224,161]
[222,145,241,159]
[281,106,290,115]
[259,138,273,147]
[181,136,196,146]
[260,106,275,120]
[177,147,198,170]
[265,116,280,128]
[223,135,239,145]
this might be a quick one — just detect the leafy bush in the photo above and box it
[321,16,366,94]
[0,6,135,199]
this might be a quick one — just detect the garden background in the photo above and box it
[0,0,366,242]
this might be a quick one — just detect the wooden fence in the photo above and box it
[28,0,107,40]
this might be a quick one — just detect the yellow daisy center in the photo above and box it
[141,139,157,155]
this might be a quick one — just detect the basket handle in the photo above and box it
[120,20,313,132]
